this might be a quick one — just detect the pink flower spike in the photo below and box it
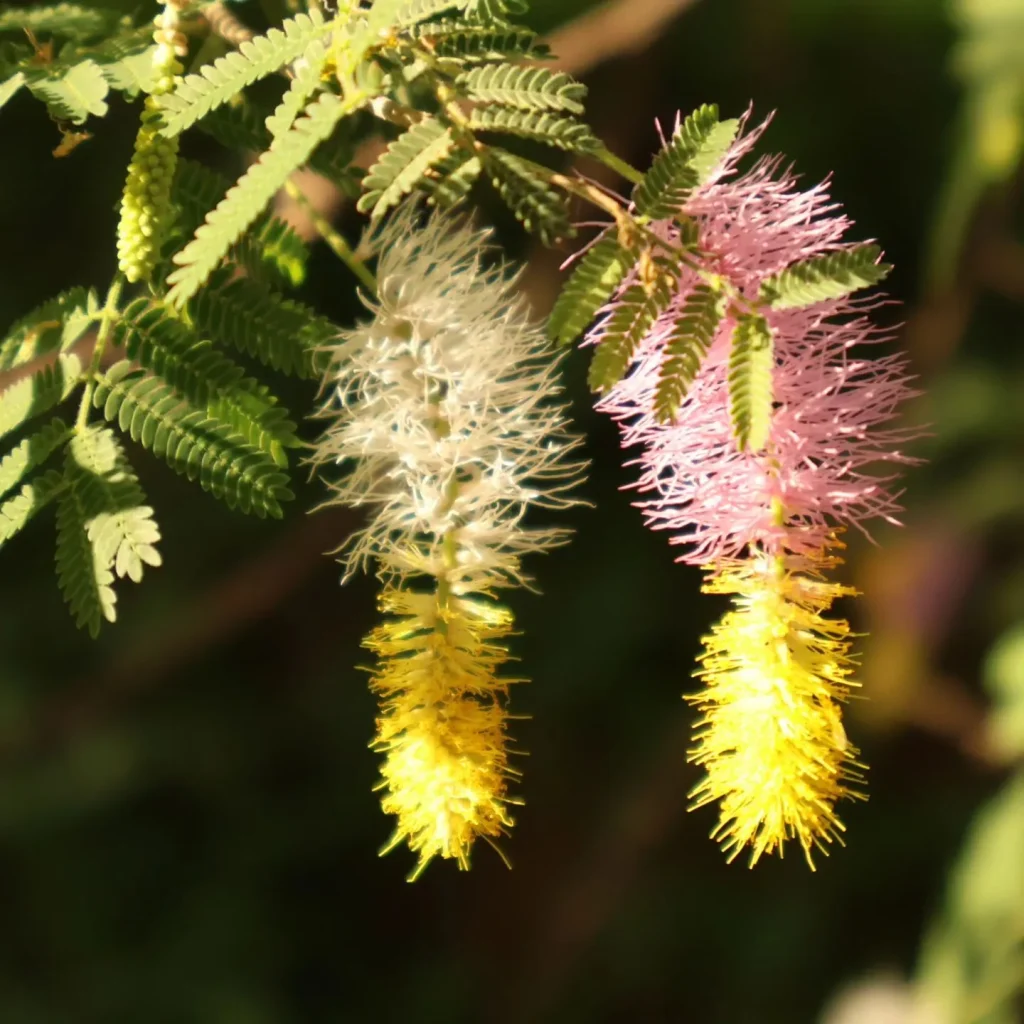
[588,112,919,564]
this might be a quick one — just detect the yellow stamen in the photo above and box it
[365,587,517,880]
[688,555,864,868]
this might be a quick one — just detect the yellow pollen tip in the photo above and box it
[365,587,516,880]
[688,556,864,868]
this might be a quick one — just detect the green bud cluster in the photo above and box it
[116,8,185,284]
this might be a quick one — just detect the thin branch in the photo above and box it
[282,177,378,294]
[202,1,255,47]
[544,0,703,74]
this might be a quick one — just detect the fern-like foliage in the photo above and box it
[56,473,114,635]
[0,288,98,371]
[484,148,570,244]
[24,59,109,123]
[457,64,586,113]
[233,217,309,290]
[653,283,722,422]
[264,37,329,139]
[759,244,892,309]
[167,91,360,306]
[113,297,300,466]
[93,361,293,519]
[0,354,81,441]
[70,26,156,97]
[0,3,120,40]
[587,258,677,392]
[56,426,160,636]
[358,119,456,218]
[189,275,332,379]
[465,0,528,18]
[411,20,548,61]
[0,72,25,111]
[171,160,309,289]
[197,100,365,196]
[169,158,231,242]
[158,10,330,137]
[632,104,739,219]
[548,231,640,346]
[0,416,70,501]
[420,151,482,208]
[395,0,469,27]
[0,468,65,547]
[468,107,598,153]
[727,312,774,453]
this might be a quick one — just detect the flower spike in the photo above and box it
[586,109,918,866]
[314,207,584,878]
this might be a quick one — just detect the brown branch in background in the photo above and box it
[203,1,255,47]
[543,0,703,74]
[904,674,1000,767]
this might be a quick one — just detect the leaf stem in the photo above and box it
[593,145,644,186]
[282,178,377,295]
[76,275,123,431]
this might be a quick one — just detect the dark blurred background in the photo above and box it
[2,0,1023,1021]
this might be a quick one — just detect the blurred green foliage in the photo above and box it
[1,0,1023,1022]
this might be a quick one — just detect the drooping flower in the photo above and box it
[689,552,864,866]
[314,209,584,879]
[587,111,917,866]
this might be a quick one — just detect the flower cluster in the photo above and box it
[116,3,186,284]
[590,115,916,867]
[314,210,584,879]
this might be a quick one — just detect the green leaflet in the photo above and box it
[158,10,331,137]
[93,37,156,97]
[0,3,122,40]
[394,0,468,26]
[189,276,333,379]
[632,104,739,219]
[55,474,113,636]
[422,152,482,209]
[264,37,330,140]
[727,313,774,453]
[465,0,528,18]
[0,468,65,548]
[549,231,640,347]
[113,297,301,467]
[25,59,109,124]
[0,287,98,372]
[358,119,456,218]
[0,354,81,442]
[0,71,25,110]
[759,244,892,309]
[365,0,408,34]
[167,91,363,307]
[587,259,677,392]
[0,416,70,501]
[653,283,723,423]
[169,158,231,243]
[56,426,160,635]
[93,362,293,519]
[484,148,571,245]
[410,20,548,62]
[59,24,156,98]
[197,100,364,196]
[232,218,309,291]
[468,107,598,154]
[457,64,586,114]
[171,159,310,289]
